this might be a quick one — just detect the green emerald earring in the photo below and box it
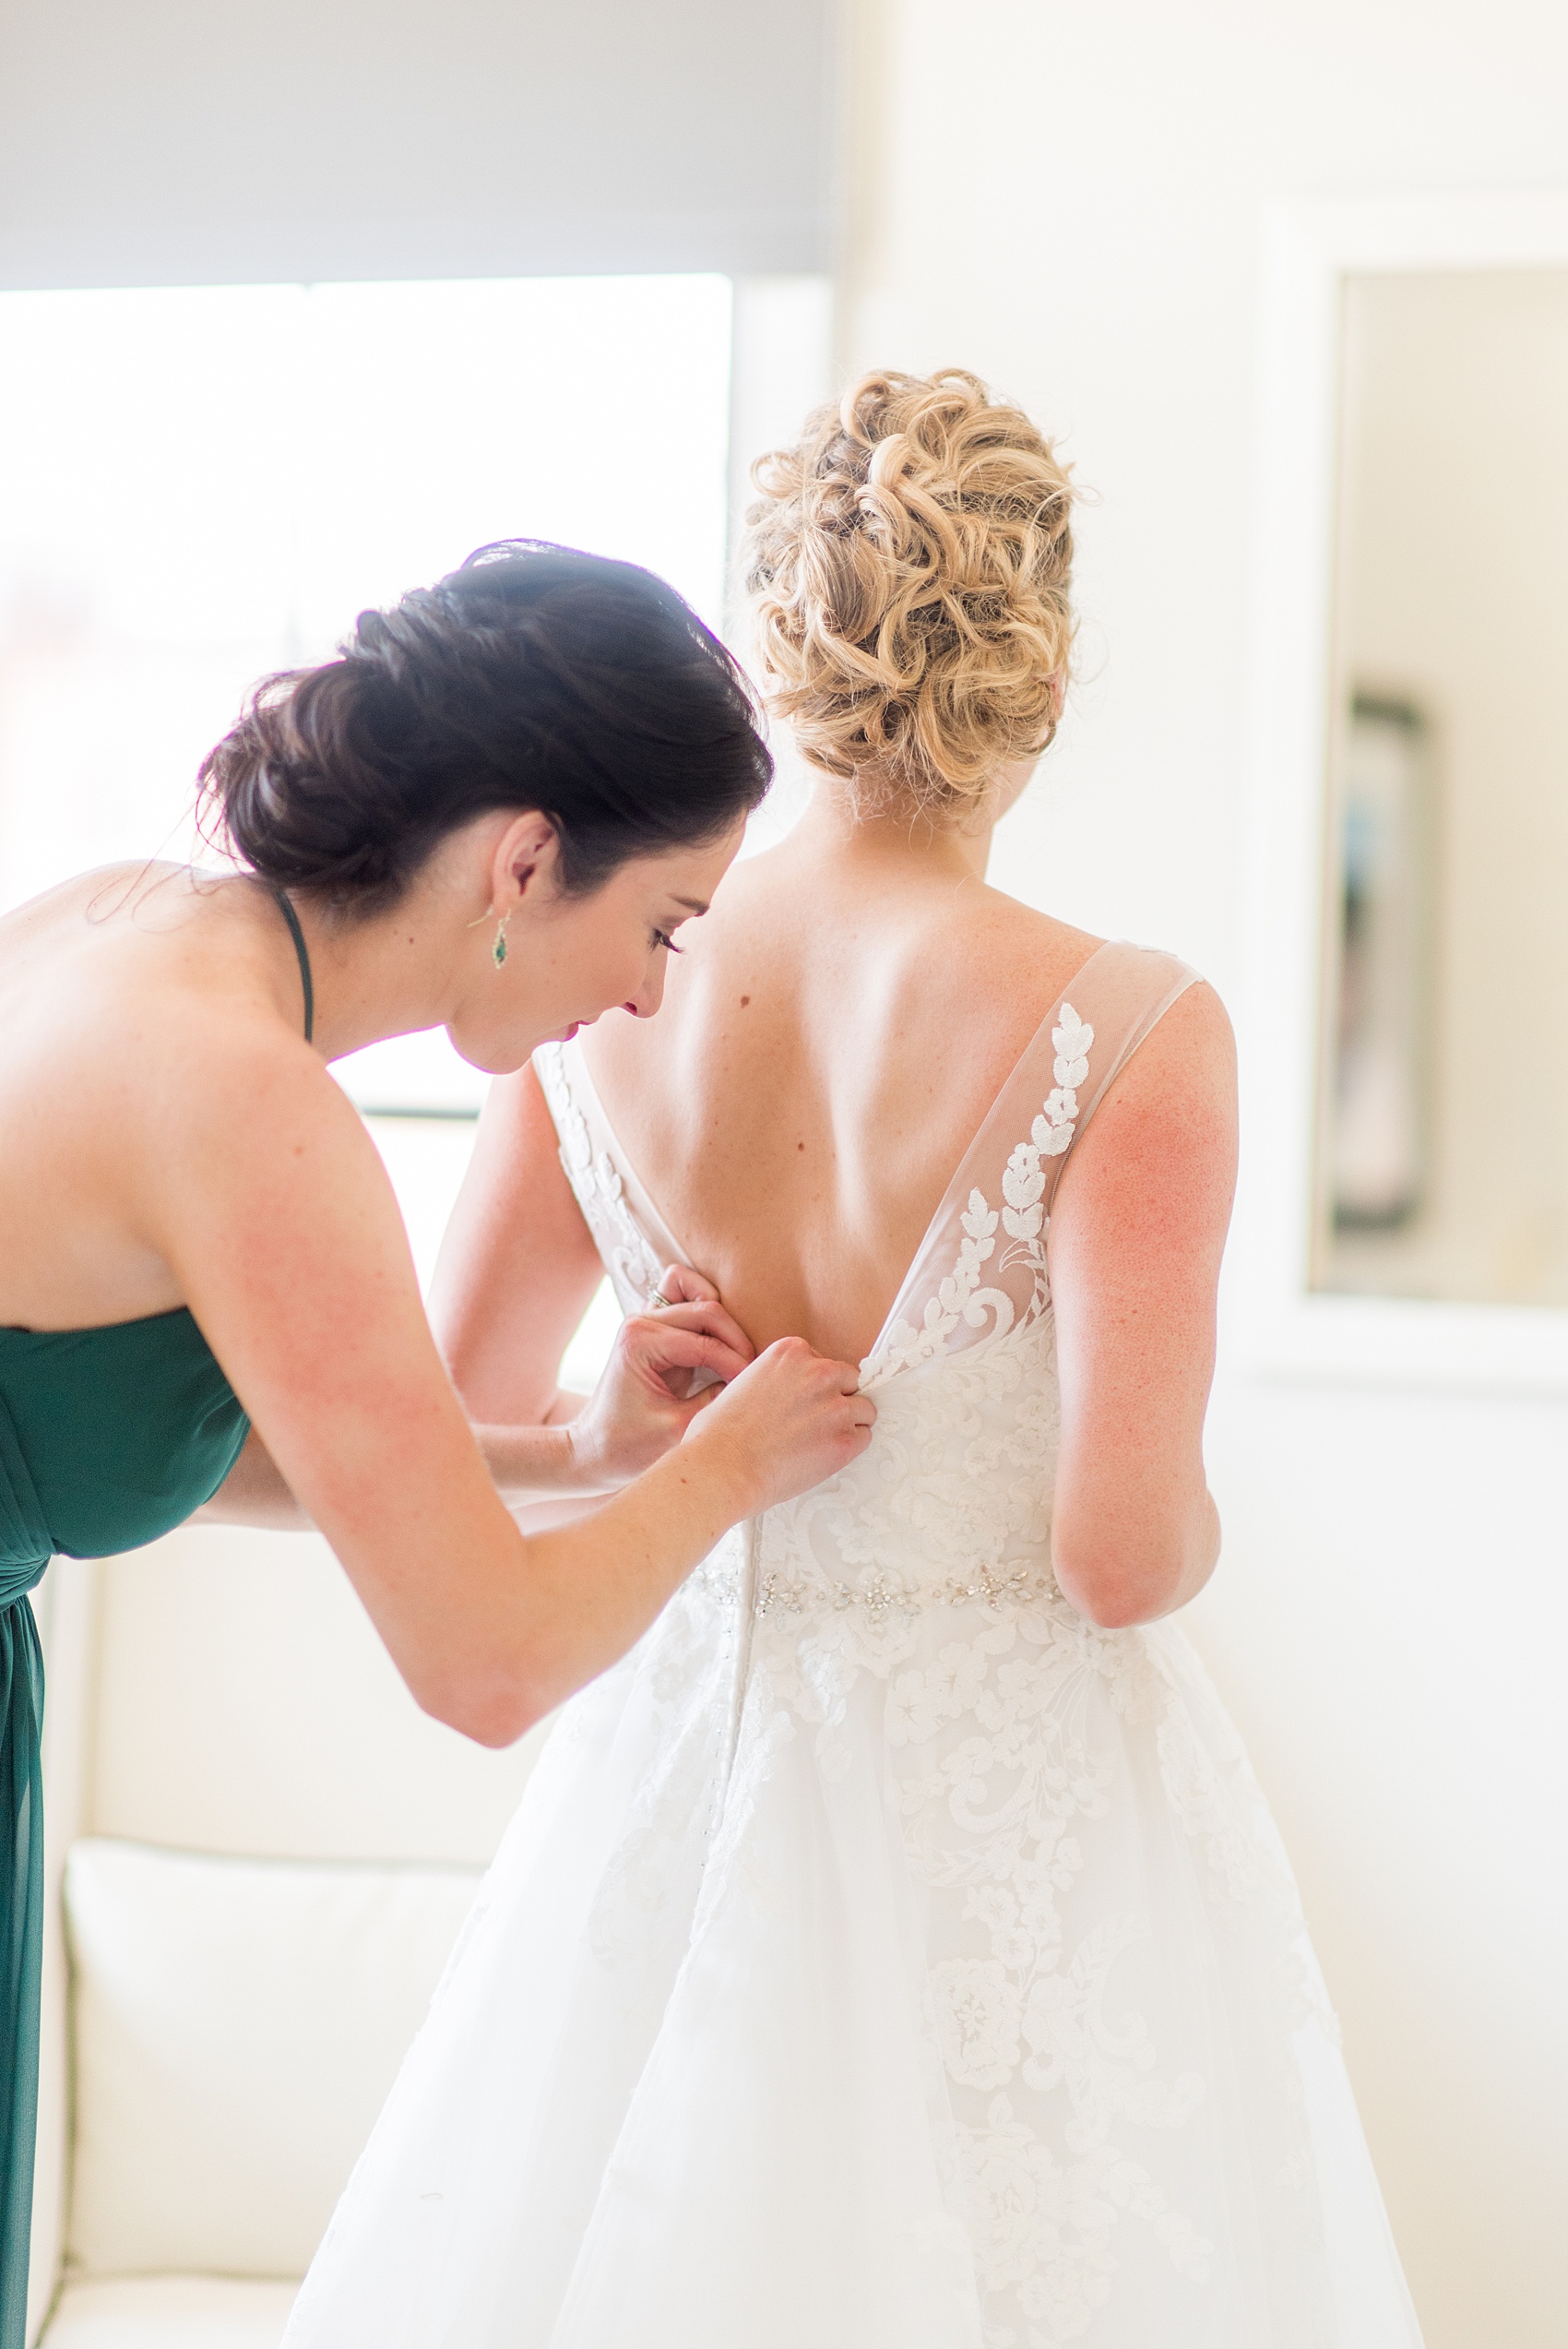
[493,912,511,970]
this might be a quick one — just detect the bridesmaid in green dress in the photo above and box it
[0,543,874,2340]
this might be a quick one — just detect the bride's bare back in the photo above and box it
[578,803,1102,1365]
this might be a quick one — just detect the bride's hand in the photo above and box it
[566,1265,755,1489]
[679,1336,876,1515]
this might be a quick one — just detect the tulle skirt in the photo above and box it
[285,1544,1424,2348]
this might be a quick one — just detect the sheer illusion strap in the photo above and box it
[861,942,1197,1387]
[534,1040,688,1315]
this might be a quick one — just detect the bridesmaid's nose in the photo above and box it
[624,961,668,1020]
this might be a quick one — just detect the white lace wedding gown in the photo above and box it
[285,941,1424,2349]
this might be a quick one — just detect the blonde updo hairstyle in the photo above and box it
[744,368,1075,818]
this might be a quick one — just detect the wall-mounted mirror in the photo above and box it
[1313,267,1568,1309]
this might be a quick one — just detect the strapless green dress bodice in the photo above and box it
[0,1306,250,1574]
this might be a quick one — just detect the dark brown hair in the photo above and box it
[198,541,772,911]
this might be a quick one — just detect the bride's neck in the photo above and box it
[784,780,996,885]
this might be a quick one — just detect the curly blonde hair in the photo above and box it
[743,368,1075,816]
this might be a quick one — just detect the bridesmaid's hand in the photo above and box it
[565,1265,755,1489]
[679,1335,876,1514]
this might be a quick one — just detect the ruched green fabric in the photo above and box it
[0,1313,249,2346]
[0,1404,47,2349]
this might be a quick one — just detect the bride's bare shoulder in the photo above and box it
[592,851,1109,1103]
[709,843,1105,1005]
[957,884,1103,996]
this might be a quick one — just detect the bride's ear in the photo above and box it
[490,810,563,914]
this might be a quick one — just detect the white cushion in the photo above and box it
[42,2275,297,2346]
[65,1840,481,2278]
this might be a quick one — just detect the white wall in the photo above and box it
[837,6,1568,2344]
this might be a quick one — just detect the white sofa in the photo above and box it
[28,1530,548,2346]
[42,2278,300,2346]
[41,1839,483,2343]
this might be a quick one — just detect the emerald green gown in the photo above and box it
[0,892,311,2343]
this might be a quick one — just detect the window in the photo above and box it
[0,271,733,1117]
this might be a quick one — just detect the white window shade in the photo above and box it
[0,0,838,291]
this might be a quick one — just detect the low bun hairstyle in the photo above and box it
[744,369,1075,817]
[197,542,772,912]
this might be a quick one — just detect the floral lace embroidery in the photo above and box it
[885,1599,1218,2338]
[535,1042,663,1306]
[863,1006,1093,1389]
[707,1496,1320,2344]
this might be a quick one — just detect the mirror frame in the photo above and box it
[1238,193,1568,1395]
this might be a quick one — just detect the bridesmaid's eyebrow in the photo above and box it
[672,898,711,916]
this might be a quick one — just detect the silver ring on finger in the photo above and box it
[647,1289,673,1311]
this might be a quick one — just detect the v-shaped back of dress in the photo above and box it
[536,939,1195,1392]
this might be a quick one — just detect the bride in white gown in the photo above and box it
[285,371,1424,2348]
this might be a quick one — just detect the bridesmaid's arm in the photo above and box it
[426,1061,610,1425]
[198,1425,314,1529]
[200,1060,593,1529]
[202,1062,747,1529]
[148,1019,853,1746]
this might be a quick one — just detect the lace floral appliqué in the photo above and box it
[862,1006,1093,1390]
[535,1043,663,1306]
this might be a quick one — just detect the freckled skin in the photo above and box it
[430,767,1237,1632]
[562,773,1238,1628]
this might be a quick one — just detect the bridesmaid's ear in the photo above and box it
[489,811,564,919]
